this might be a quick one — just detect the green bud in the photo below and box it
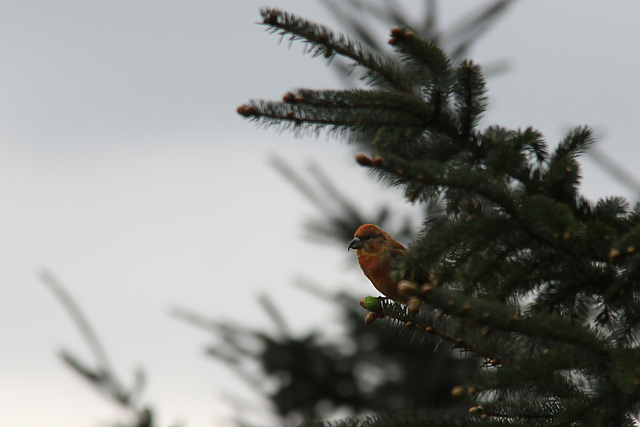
[363,296,382,312]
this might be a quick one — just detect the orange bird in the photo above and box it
[348,224,407,301]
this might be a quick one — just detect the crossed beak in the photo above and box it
[348,237,364,251]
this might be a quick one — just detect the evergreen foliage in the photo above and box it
[174,292,475,427]
[272,0,516,247]
[239,7,640,426]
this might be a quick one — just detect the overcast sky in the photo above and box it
[3,1,640,426]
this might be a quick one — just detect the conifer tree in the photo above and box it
[45,4,514,426]
[238,8,640,426]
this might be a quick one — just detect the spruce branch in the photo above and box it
[388,26,452,102]
[419,285,607,357]
[361,296,512,365]
[283,88,434,118]
[475,399,564,422]
[363,283,608,361]
[452,61,487,137]
[261,8,412,92]
[550,126,595,163]
[397,309,509,365]
[299,410,477,427]
[355,153,517,215]
[238,98,427,138]
[469,353,597,398]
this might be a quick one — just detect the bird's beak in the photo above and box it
[348,237,363,251]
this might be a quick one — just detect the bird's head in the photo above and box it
[348,224,390,255]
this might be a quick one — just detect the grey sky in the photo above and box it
[2,1,640,426]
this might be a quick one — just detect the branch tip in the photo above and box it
[388,27,414,45]
[355,154,373,166]
[237,104,256,117]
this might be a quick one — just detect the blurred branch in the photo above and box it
[41,269,114,376]
[318,0,515,72]
[270,154,416,244]
[170,307,267,390]
[588,146,640,200]
[270,155,373,243]
[443,0,514,60]
[258,294,292,339]
[40,269,154,427]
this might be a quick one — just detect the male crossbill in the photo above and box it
[348,224,407,302]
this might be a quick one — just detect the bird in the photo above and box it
[348,224,407,301]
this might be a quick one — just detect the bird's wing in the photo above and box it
[388,240,407,258]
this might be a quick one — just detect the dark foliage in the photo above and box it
[174,290,476,427]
